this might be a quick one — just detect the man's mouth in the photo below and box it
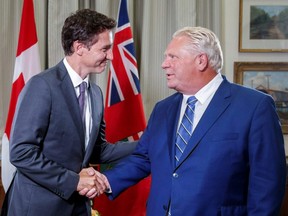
[166,74,174,79]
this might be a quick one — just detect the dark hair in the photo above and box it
[61,9,116,56]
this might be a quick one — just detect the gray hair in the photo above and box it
[173,26,223,73]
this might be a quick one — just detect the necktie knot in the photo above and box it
[187,96,197,105]
[79,82,87,94]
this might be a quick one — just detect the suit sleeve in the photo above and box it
[103,106,156,199]
[247,95,286,214]
[10,76,79,200]
[88,84,138,164]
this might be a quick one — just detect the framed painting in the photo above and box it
[234,62,288,134]
[239,0,288,52]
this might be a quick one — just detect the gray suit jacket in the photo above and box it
[4,61,136,216]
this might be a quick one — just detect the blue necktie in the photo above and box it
[175,96,197,164]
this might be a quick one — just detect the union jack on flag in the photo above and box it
[104,0,146,143]
[106,0,140,107]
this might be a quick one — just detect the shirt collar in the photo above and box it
[183,73,223,104]
[63,58,89,88]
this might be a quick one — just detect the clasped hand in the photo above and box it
[77,167,110,199]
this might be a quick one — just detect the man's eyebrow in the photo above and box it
[102,44,113,49]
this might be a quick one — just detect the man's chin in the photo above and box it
[166,82,175,89]
[93,66,107,74]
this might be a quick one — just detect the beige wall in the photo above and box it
[1,0,287,156]
[222,0,288,155]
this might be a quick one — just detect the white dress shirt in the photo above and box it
[63,58,92,149]
[178,73,224,132]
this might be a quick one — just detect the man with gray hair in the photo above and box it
[101,26,286,215]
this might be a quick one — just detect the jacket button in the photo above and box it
[173,172,178,178]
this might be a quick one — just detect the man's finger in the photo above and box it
[79,188,89,196]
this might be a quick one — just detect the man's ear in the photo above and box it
[197,53,209,71]
[73,40,85,56]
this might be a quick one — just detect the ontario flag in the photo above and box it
[92,0,150,215]
[1,0,41,191]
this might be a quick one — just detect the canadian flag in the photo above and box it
[1,0,41,191]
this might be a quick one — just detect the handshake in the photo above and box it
[76,167,110,199]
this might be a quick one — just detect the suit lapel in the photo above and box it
[57,62,85,151]
[176,78,232,168]
[166,93,183,169]
[83,83,103,164]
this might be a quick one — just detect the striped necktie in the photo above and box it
[175,96,197,164]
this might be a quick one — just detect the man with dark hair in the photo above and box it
[3,9,134,216]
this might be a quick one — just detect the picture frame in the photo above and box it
[239,0,288,52]
[234,62,288,134]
